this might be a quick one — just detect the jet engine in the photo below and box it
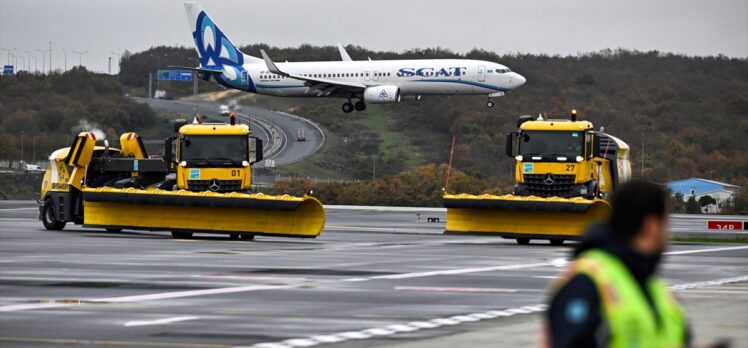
[363,85,401,103]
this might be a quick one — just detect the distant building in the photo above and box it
[667,178,741,214]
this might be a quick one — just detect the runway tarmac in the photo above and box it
[1,201,747,347]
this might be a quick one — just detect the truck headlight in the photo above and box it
[180,161,187,167]
[576,156,583,162]
[242,161,249,167]
[515,155,523,162]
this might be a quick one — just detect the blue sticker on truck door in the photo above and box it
[523,163,533,173]
[189,168,200,180]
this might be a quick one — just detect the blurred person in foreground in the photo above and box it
[546,180,690,347]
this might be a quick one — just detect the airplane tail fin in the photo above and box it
[184,2,262,68]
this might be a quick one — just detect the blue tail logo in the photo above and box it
[192,11,255,92]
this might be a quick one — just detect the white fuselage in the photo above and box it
[222,59,525,98]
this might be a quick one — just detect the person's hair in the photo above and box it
[609,180,669,241]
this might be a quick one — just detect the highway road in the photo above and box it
[1,201,747,347]
[136,98,325,168]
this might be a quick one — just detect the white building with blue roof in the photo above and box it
[666,178,741,213]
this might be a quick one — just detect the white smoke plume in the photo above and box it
[72,119,106,141]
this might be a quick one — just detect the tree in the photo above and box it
[685,195,701,214]
[723,188,748,215]
[670,192,686,214]
[697,195,717,208]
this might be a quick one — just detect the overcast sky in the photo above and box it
[1,0,746,73]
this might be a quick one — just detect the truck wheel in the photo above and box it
[549,239,565,246]
[240,234,255,241]
[41,198,66,230]
[516,237,530,245]
[106,228,123,233]
[171,231,193,239]
[229,233,240,240]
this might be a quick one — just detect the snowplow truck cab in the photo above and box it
[443,110,631,244]
[39,116,325,239]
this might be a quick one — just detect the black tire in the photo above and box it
[171,231,193,239]
[354,101,366,111]
[549,239,565,246]
[106,228,123,233]
[41,198,66,230]
[487,101,495,108]
[342,102,354,113]
[229,233,241,240]
[516,237,530,245]
[240,234,255,241]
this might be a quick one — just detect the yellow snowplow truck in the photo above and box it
[38,116,325,239]
[443,110,631,245]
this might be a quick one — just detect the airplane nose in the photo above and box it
[514,73,526,87]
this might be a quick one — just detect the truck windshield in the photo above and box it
[519,131,584,158]
[180,135,247,165]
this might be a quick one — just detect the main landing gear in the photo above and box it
[342,99,367,113]
[487,100,495,108]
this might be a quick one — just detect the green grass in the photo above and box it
[671,236,748,244]
[364,105,420,169]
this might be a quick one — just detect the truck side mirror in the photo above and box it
[505,132,518,157]
[592,133,601,158]
[164,137,176,168]
[250,136,263,164]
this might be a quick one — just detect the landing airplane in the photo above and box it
[180,2,526,113]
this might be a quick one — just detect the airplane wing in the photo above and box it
[260,50,366,94]
[167,65,223,74]
[337,43,352,61]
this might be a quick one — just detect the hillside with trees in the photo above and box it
[0,67,171,162]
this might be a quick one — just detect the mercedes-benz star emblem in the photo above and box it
[209,179,220,192]
[544,174,555,185]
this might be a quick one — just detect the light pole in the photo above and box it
[49,41,52,73]
[36,49,48,73]
[20,130,25,164]
[62,49,67,70]
[641,132,644,177]
[31,55,37,72]
[72,50,88,67]
[111,51,122,89]
[1,48,16,66]
[19,57,24,71]
[25,50,30,70]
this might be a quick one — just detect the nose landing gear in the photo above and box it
[487,100,495,108]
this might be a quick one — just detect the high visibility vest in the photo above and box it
[560,249,686,348]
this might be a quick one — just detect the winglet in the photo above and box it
[337,43,352,61]
[260,49,285,75]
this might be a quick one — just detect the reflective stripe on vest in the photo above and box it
[574,249,686,348]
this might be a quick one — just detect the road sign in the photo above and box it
[707,220,744,230]
[157,69,193,81]
[3,65,13,75]
[264,159,275,168]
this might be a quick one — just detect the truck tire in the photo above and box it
[549,239,565,246]
[171,231,193,239]
[106,228,123,233]
[516,237,530,245]
[41,198,66,230]
[240,234,255,241]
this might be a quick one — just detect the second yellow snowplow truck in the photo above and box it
[38,115,325,239]
[443,110,631,245]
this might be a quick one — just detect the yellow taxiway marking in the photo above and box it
[0,336,231,347]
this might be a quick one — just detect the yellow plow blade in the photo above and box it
[443,194,611,239]
[82,187,325,238]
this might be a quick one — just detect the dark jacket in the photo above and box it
[546,223,686,348]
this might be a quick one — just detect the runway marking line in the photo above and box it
[125,316,200,327]
[0,336,230,347]
[1,245,744,313]
[664,245,748,255]
[394,286,523,293]
[246,275,748,348]
[0,207,37,211]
